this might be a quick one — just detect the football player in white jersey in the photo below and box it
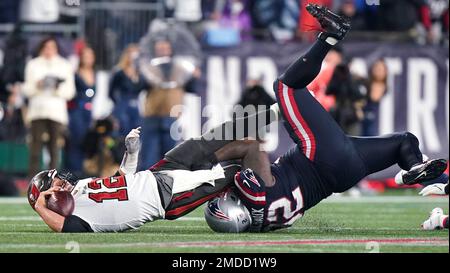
[28,101,278,232]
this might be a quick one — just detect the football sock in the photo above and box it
[279,39,332,89]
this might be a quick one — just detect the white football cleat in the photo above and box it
[395,159,447,186]
[421,207,445,230]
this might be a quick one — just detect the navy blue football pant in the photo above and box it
[275,40,424,192]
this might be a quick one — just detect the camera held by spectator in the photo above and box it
[39,75,65,91]
[326,63,367,135]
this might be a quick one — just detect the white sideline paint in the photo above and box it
[0,196,447,205]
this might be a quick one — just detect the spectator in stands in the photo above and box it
[138,38,199,169]
[0,24,27,104]
[326,63,367,135]
[252,0,302,41]
[202,0,253,41]
[20,0,60,23]
[165,0,203,23]
[307,46,344,112]
[336,0,368,31]
[362,59,388,136]
[377,0,432,33]
[109,44,149,137]
[82,117,124,178]
[425,0,449,45]
[22,37,75,178]
[0,24,27,142]
[237,78,276,109]
[65,47,97,176]
[0,90,26,142]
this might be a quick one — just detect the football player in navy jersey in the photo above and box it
[203,4,448,232]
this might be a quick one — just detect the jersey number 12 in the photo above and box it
[87,176,129,203]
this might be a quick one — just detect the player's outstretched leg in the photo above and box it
[274,4,352,164]
[279,4,350,89]
[349,133,448,186]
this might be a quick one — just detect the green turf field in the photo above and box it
[0,196,448,253]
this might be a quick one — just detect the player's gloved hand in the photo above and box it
[120,127,141,175]
[125,127,141,154]
[419,183,447,196]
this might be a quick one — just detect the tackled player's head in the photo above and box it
[204,189,252,233]
[204,168,267,233]
[27,169,78,209]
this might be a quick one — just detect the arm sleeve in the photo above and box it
[61,215,94,233]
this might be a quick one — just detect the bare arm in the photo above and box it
[34,187,65,232]
[215,139,274,187]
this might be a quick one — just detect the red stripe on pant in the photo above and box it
[286,85,316,160]
[277,81,316,160]
[149,159,168,171]
[165,191,225,219]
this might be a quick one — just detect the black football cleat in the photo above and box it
[396,159,448,186]
[305,3,351,41]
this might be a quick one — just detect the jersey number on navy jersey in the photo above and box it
[87,176,129,203]
[266,187,304,225]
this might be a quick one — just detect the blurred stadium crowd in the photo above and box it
[0,0,448,195]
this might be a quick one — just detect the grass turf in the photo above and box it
[0,196,448,253]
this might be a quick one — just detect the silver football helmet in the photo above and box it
[204,190,251,233]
